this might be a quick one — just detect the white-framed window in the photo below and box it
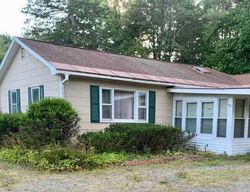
[28,85,44,104]
[234,99,246,138]
[185,102,197,133]
[217,99,228,137]
[100,88,148,122]
[201,102,214,134]
[138,92,147,121]
[248,103,250,138]
[174,100,183,129]
[8,89,21,114]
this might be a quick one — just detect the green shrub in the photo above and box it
[78,123,193,153]
[0,146,127,171]
[0,113,26,145]
[19,98,80,148]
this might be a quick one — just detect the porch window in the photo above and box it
[201,102,214,134]
[234,99,245,138]
[186,102,197,133]
[174,100,182,129]
[100,88,148,122]
[217,99,227,137]
[248,105,250,138]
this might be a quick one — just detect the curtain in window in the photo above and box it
[114,90,134,119]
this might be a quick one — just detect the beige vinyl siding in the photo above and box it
[0,48,60,113]
[65,77,173,132]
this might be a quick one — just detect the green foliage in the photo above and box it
[0,113,26,145]
[78,123,193,153]
[0,146,128,171]
[22,0,109,49]
[22,0,250,74]
[0,34,11,63]
[18,98,80,148]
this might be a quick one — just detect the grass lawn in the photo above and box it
[1,152,250,192]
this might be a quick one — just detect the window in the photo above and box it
[101,89,112,120]
[100,88,148,122]
[186,102,197,133]
[234,99,245,138]
[28,85,44,104]
[138,93,147,120]
[249,104,250,138]
[217,99,227,137]
[114,90,135,119]
[8,89,21,113]
[174,100,182,129]
[201,102,214,134]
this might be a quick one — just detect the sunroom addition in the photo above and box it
[172,94,250,155]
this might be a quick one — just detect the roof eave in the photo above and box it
[168,87,250,95]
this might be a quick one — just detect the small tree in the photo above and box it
[20,98,80,148]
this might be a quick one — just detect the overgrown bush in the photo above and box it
[78,123,193,153]
[0,113,26,145]
[18,98,80,148]
[0,146,127,171]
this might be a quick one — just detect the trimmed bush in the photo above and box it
[0,113,26,145]
[18,98,80,148]
[78,123,193,153]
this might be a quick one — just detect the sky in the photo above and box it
[0,0,27,36]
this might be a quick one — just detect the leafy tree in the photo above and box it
[22,0,109,49]
[0,34,11,63]
[200,0,250,74]
[123,0,203,62]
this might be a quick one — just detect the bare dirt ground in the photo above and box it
[1,159,250,192]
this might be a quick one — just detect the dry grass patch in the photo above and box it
[177,167,250,188]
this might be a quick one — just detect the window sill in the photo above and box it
[100,119,148,123]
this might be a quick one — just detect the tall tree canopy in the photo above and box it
[23,0,109,49]
[22,0,250,74]
[0,34,11,63]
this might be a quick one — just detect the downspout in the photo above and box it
[60,74,69,98]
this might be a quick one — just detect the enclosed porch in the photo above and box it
[169,88,250,155]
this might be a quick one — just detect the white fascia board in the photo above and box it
[168,88,250,95]
[56,70,187,87]
[0,39,16,70]
[15,38,57,75]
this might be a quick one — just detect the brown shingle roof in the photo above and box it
[18,37,241,88]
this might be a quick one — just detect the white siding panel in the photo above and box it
[232,140,250,155]
[0,48,60,113]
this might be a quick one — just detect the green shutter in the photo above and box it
[39,85,44,100]
[90,85,100,123]
[16,89,21,113]
[8,90,11,113]
[28,87,32,105]
[148,91,156,123]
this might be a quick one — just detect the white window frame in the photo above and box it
[174,100,183,129]
[10,89,18,113]
[200,101,214,134]
[233,97,248,139]
[173,96,224,138]
[217,98,228,138]
[30,86,41,104]
[100,87,149,123]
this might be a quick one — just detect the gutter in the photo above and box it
[60,74,69,98]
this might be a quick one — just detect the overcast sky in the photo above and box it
[0,0,27,36]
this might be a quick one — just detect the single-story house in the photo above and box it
[1,37,250,155]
